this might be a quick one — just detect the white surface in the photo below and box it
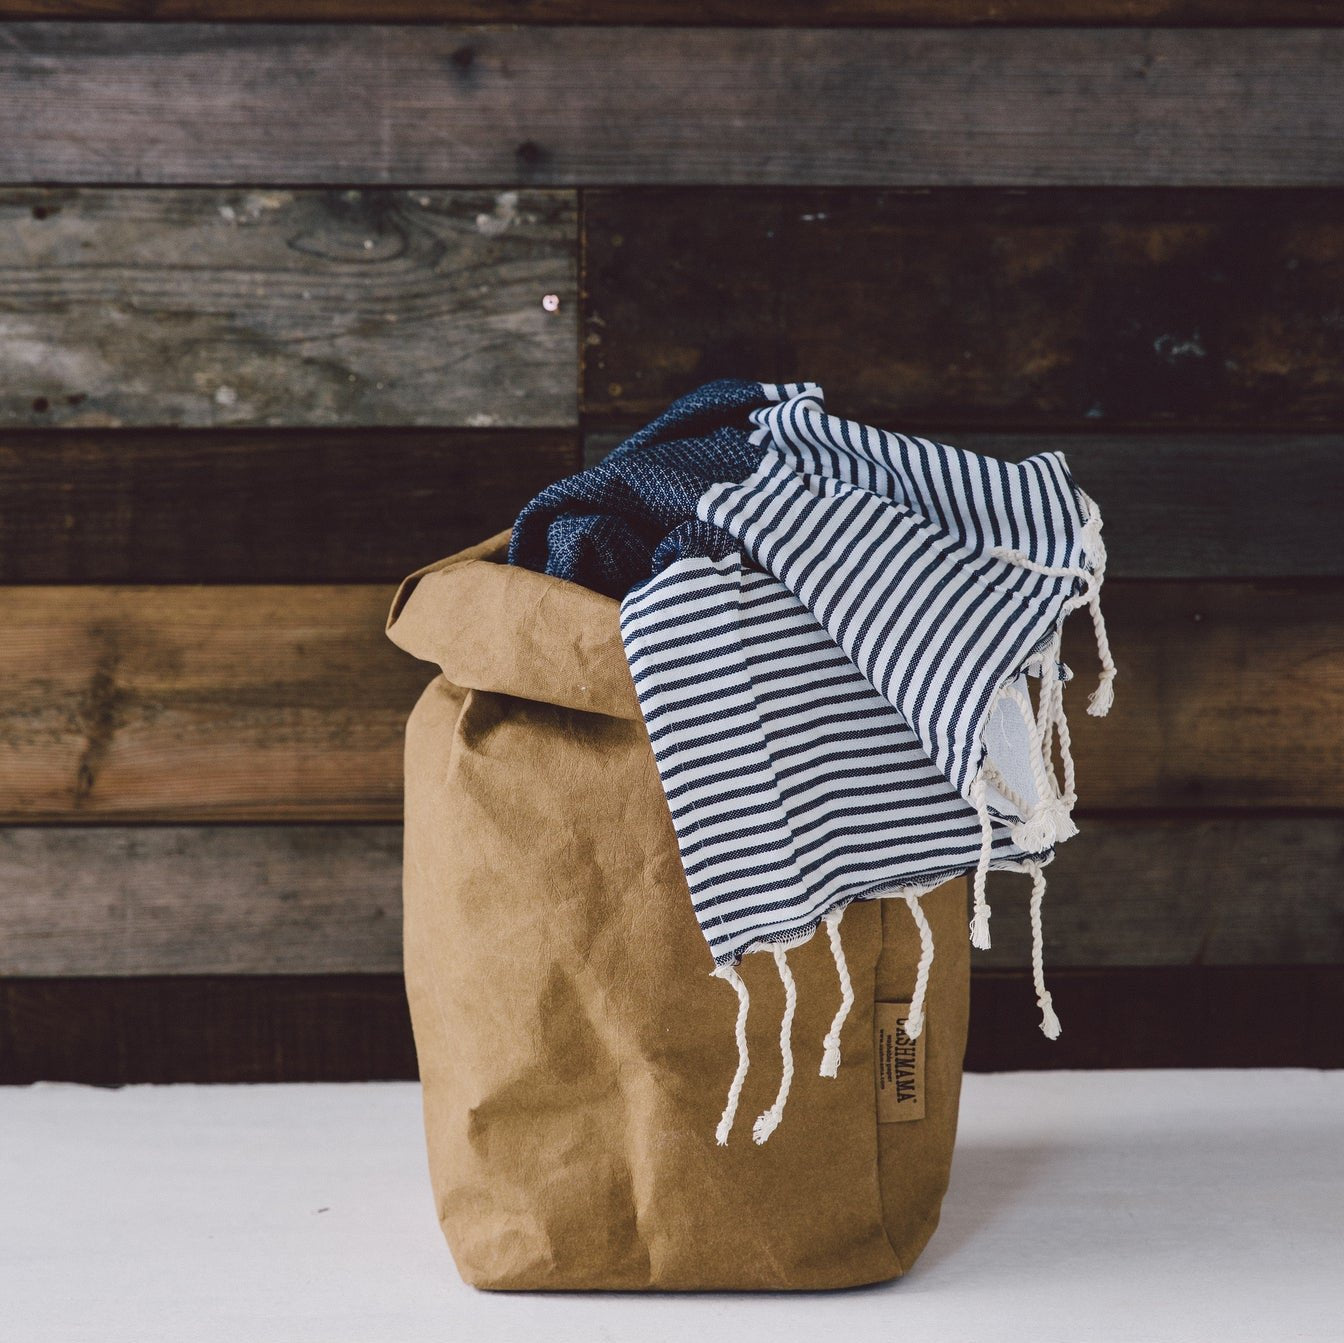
[2,1071,1340,1343]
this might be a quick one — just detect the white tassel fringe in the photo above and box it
[711,965,752,1146]
[969,775,994,949]
[1027,861,1062,1040]
[753,948,798,1145]
[819,909,853,1078]
[903,893,936,1040]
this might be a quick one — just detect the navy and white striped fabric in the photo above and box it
[705,385,1087,807]
[617,382,1103,966]
[622,554,1035,965]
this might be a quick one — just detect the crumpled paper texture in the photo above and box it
[388,532,969,1291]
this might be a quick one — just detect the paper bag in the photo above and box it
[388,532,970,1291]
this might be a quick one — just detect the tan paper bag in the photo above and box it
[388,532,970,1291]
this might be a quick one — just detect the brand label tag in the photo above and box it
[875,1001,925,1123]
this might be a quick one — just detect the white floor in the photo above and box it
[2,1071,1340,1343]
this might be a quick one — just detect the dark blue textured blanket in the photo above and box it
[507,378,771,599]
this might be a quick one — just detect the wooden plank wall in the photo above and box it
[1,10,1341,1083]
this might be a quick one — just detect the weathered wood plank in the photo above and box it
[2,2,1338,24]
[0,188,576,428]
[0,586,430,822]
[956,435,1344,580]
[1062,582,1344,811]
[3,425,1332,585]
[0,975,418,1084]
[586,429,1344,580]
[3,966,1339,1083]
[0,428,575,582]
[0,817,1339,977]
[583,188,1344,428]
[964,965,1344,1071]
[976,817,1344,969]
[0,581,1337,820]
[0,826,403,976]
[3,27,1342,186]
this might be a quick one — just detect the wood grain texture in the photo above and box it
[1,817,1340,976]
[0,586,430,822]
[3,27,1342,187]
[0,826,403,976]
[0,428,575,582]
[964,965,1344,1071]
[1063,581,1344,811]
[0,580,1339,820]
[583,188,1344,429]
[3,966,1339,1083]
[0,975,417,1084]
[1,2,1338,24]
[976,817,1344,969]
[586,430,1344,579]
[0,188,576,428]
[44,422,1344,585]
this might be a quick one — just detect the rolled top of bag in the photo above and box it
[386,529,640,721]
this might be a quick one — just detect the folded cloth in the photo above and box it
[622,554,1045,967]
[508,378,770,597]
[509,379,1115,1145]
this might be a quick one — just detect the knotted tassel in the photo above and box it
[1077,493,1116,718]
[969,774,994,950]
[1087,670,1115,718]
[1010,810,1058,854]
[711,964,752,1145]
[752,948,797,1145]
[903,892,936,1040]
[1027,861,1062,1040]
[1086,593,1116,717]
[991,492,1116,721]
[819,909,854,1078]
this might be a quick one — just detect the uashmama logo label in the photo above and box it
[875,1001,925,1123]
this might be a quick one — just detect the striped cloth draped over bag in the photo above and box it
[509,380,1114,1146]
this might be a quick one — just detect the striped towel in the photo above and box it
[512,380,1114,1144]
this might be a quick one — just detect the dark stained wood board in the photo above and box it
[0,580,1339,821]
[0,816,1340,977]
[582,188,1344,429]
[0,188,577,428]
[964,965,1344,1071]
[0,825,405,976]
[2,2,1339,24]
[3,27,1343,186]
[585,429,1344,580]
[5,966,1339,1084]
[0,428,575,583]
[974,816,1344,970]
[0,975,420,1084]
[17,424,1343,585]
[1060,580,1344,812]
